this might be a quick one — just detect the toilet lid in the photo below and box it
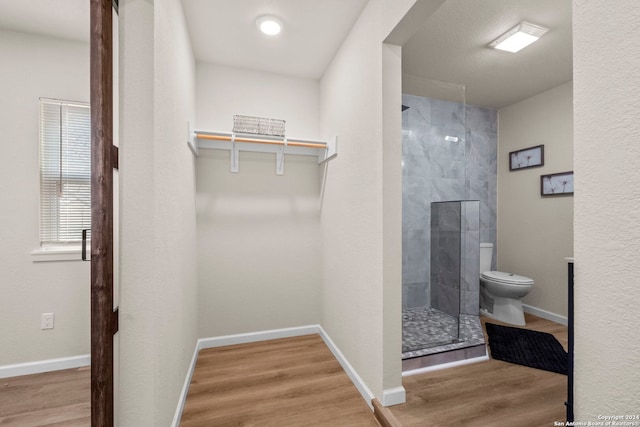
[481,271,534,285]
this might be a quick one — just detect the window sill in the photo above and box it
[31,247,88,262]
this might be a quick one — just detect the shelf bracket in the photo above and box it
[319,136,338,164]
[187,121,198,156]
[231,133,239,173]
[276,138,287,175]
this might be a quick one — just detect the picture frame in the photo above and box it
[541,171,574,196]
[509,144,544,171]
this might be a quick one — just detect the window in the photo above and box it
[39,98,91,247]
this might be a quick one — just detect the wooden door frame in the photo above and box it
[90,0,115,425]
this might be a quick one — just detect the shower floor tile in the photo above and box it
[403,307,458,352]
[402,306,484,359]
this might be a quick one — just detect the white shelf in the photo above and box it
[188,125,337,175]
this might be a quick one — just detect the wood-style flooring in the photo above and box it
[180,334,380,426]
[391,313,568,427]
[0,314,567,426]
[0,366,90,426]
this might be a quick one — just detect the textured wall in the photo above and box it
[573,0,640,419]
[402,94,497,309]
[119,1,156,422]
[497,82,573,318]
[320,0,428,402]
[152,0,199,424]
[0,30,90,366]
[320,1,386,398]
[119,0,198,425]
[381,41,404,398]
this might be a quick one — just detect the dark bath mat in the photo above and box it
[485,322,567,375]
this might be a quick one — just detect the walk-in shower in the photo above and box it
[401,75,497,368]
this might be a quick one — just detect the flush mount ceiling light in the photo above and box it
[489,22,549,53]
[256,15,283,36]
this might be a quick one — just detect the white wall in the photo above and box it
[319,0,441,402]
[573,0,640,419]
[381,42,404,396]
[196,64,320,140]
[320,2,385,400]
[118,0,198,425]
[497,82,573,318]
[195,64,322,338]
[0,29,90,366]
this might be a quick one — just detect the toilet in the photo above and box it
[479,243,534,326]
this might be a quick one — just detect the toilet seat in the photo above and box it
[481,271,534,286]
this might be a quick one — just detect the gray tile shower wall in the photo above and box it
[430,201,480,318]
[402,93,497,310]
[460,201,480,315]
[430,202,461,319]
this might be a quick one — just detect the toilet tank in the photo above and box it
[480,243,494,273]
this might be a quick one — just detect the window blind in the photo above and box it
[39,99,91,245]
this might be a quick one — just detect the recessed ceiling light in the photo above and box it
[256,15,282,36]
[489,22,549,53]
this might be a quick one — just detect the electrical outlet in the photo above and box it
[41,313,54,330]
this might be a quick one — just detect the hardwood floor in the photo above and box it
[0,366,90,426]
[391,313,568,427]
[180,334,380,426]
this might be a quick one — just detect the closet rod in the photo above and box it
[195,133,327,149]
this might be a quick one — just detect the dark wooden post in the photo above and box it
[90,0,114,425]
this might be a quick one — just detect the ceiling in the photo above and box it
[402,0,572,109]
[0,0,572,109]
[181,0,369,79]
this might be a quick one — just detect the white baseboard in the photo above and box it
[402,353,489,377]
[198,325,320,350]
[382,386,406,406]
[316,326,377,410]
[171,342,200,427]
[523,304,568,326]
[0,354,90,379]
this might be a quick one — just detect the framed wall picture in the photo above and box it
[541,171,574,196]
[509,144,544,171]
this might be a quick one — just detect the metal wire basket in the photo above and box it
[233,115,286,137]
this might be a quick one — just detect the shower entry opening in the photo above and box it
[401,76,495,366]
